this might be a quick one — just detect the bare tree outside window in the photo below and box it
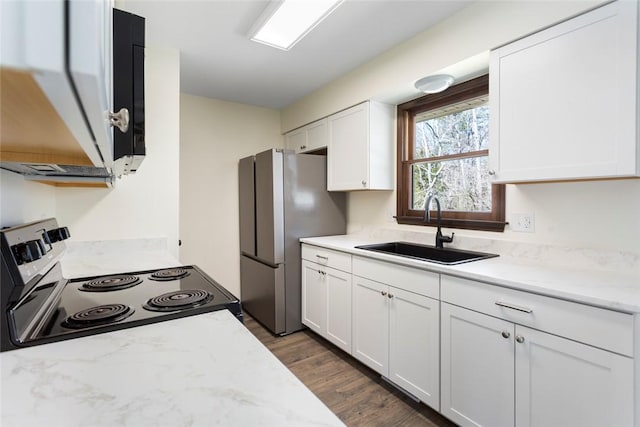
[412,103,490,211]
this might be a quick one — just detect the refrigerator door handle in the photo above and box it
[238,155,256,256]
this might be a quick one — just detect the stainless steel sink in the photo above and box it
[354,241,498,265]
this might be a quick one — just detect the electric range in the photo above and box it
[0,218,242,352]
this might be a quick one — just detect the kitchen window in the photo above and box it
[396,74,505,232]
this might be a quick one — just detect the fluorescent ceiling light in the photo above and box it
[250,0,343,51]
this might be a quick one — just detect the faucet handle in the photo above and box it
[441,232,455,244]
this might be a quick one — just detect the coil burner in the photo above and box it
[144,290,213,312]
[148,268,190,281]
[62,304,135,329]
[79,275,142,292]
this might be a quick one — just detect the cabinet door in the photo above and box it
[352,276,388,375]
[285,127,306,153]
[305,118,328,152]
[325,267,352,354]
[489,1,638,182]
[301,260,325,335]
[328,103,369,191]
[441,303,514,427]
[285,119,328,154]
[388,287,439,409]
[69,0,113,168]
[515,325,634,427]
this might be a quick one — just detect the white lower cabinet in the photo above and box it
[441,275,634,427]
[301,260,326,335]
[352,276,389,373]
[388,286,440,409]
[441,302,514,427]
[301,244,636,426]
[301,246,352,353]
[352,257,440,409]
[515,325,633,427]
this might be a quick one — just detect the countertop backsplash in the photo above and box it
[62,238,180,278]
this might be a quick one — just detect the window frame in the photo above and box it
[396,74,506,232]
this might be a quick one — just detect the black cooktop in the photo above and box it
[30,265,242,345]
[1,218,242,352]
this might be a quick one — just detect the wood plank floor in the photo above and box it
[243,314,457,427]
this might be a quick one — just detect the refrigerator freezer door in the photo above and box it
[255,149,285,265]
[238,155,256,256]
[240,255,285,334]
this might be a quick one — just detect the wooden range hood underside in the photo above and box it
[0,68,109,187]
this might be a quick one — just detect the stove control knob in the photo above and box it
[46,227,71,243]
[12,239,45,264]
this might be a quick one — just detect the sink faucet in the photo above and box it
[424,195,454,249]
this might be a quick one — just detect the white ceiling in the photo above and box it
[119,0,472,110]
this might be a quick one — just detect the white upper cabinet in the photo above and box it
[284,118,328,154]
[1,0,113,170]
[327,101,394,191]
[489,0,639,183]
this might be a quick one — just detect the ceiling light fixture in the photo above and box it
[249,0,344,51]
[414,74,455,94]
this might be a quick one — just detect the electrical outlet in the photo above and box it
[511,213,535,233]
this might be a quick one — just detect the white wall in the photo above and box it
[0,169,56,228]
[346,180,640,254]
[1,47,180,254]
[179,94,282,297]
[280,0,639,255]
[281,0,605,132]
[53,47,181,256]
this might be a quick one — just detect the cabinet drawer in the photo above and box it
[441,275,634,357]
[352,256,439,299]
[301,244,351,273]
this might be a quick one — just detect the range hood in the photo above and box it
[0,2,145,187]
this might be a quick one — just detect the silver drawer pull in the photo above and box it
[495,301,533,314]
[316,255,328,261]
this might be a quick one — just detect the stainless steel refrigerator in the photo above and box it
[239,149,346,335]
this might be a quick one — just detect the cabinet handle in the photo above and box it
[501,331,511,339]
[109,107,130,133]
[516,335,525,343]
[300,145,307,150]
[316,255,328,261]
[380,291,387,296]
[361,180,367,187]
[388,293,394,299]
[488,170,496,176]
[495,301,533,314]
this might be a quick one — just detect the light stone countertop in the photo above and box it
[1,238,344,427]
[300,234,640,314]
[0,310,344,427]
[61,238,182,278]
